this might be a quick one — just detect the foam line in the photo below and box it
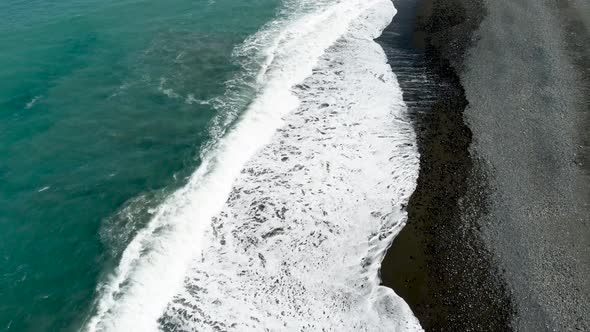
[85,0,421,331]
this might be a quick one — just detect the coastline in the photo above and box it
[377,0,514,330]
[380,0,590,330]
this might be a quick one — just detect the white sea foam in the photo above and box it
[25,95,41,109]
[85,0,421,331]
[37,186,50,193]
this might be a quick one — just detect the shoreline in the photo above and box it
[380,0,589,330]
[377,0,513,330]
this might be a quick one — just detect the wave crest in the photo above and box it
[84,1,421,331]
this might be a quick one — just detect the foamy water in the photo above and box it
[85,0,421,331]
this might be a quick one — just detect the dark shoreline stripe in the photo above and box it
[377,0,514,330]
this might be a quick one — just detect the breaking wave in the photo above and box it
[85,0,422,331]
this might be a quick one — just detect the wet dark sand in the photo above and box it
[377,0,514,330]
[379,0,589,330]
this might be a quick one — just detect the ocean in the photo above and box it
[0,0,421,331]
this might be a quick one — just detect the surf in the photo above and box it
[85,0,421,331]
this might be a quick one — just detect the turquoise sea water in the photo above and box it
[0,0,280,330]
